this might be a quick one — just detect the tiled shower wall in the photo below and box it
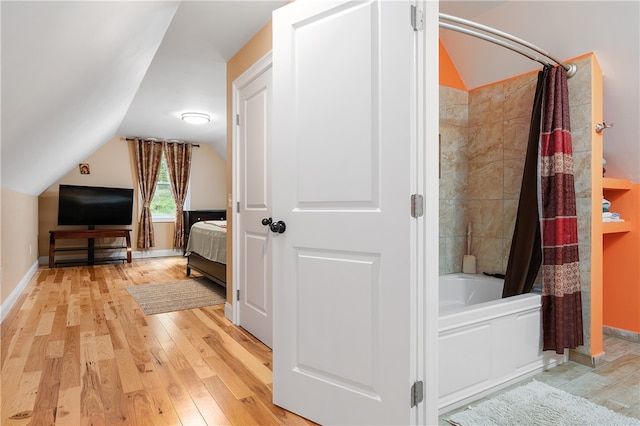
[439,56,593,296]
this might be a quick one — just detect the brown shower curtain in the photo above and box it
[163,141,192,249]
[502,68,548,297]
[503,66,583,354]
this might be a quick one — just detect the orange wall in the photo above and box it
[225,21,273,302]
[439,40,466,90]
[603,184,640,333]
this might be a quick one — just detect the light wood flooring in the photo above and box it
[2,256,639,425]
[0,257,315,425]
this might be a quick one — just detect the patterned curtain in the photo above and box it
[133,139,163,249]
[539,66,583,354]
[163,141,192,249]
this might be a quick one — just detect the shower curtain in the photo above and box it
[504,66,583,354]
[502,68,547,297]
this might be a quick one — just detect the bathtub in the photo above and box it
[438,273,566,414]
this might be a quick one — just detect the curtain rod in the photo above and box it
[439,13,577,78]
[123,137,200,147]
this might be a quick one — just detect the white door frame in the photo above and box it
[419,1,440,423]
[231,51,273,324]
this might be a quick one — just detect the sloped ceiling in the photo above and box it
[1,1,284,196]
[1,2,180,195]
[2,1,639,196]
[440,1,640,182]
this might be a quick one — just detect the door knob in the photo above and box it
[261,217,286,234]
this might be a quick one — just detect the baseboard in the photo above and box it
[569,349,606,367]
[603,325,640,343]
[0,260,39,324]
[133,249,183,259]
[225,302,234,322]
[39,249,183,265]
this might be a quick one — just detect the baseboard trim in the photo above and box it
[225,302,234,322]
[39,249,184,265]
[133,249,183,259]
[0,260,39,324]
[569,349,606,367]
[603,325,640,343]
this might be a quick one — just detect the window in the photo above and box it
[151,155,181,221]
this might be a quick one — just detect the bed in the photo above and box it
[183,209,227,287]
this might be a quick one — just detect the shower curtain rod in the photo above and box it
[439,13,577,78]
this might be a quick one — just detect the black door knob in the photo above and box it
[262,217,286,234]
[271,220,286,234]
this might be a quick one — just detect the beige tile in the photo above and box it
[467,199,503,238]
[569,103,592,153]
[467,161,503,200]
[568,56,593,106]
[439,238,446,275]
[503,116,531,160]
[440,125,469,164]
[469,84,505,126]
[468,122,503,164]
[502,199,518,239]
[503,72,537,120]
[445,199,470,238]
[572,151,593,199]
[474,237,503,274]
[439,160,469,200]
[503,158,525,200]
[445,236,465,274]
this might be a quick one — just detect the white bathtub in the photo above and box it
[438,273,566,414]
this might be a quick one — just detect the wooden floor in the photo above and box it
[3,257,639,425]
[0,257,316,425]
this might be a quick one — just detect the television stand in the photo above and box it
[49,229,132,268]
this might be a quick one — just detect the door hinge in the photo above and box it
[236,289,240,301]
[411,381,424,407]
[236,201,240,213]
[410,5,424,31]
[411,194,424,218]
[236,114,240,126]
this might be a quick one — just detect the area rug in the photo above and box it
[446,380,640,426]
[127,277,226,315]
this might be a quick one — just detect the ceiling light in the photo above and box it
[181,112,210,125]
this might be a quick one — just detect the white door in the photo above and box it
[235,57,273,348]
[272,1,419,424]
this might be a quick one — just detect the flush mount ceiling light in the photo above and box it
[181,112,210,125]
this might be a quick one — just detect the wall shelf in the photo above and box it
[602,221,631,234]
[602,177,633,234]
[603,177,632,190]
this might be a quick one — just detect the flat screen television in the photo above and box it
[58,184,134,227]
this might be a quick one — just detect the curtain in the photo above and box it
[133,139,163,249]
[163,141,192,249]
[502,67,548,297]
[539,66,583,354]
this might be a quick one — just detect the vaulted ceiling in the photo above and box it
[2,1,638,196]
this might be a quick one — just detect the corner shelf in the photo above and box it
[602,177,633,234]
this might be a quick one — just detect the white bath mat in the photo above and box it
[446,380,640,426]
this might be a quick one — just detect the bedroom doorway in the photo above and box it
[232,53,273,348]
